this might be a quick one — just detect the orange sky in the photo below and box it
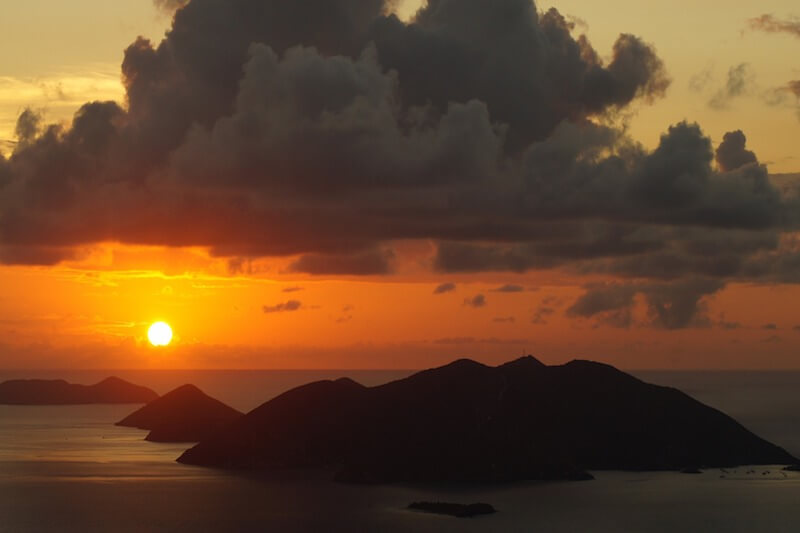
[1,1,799,369]
[1,243,799,370]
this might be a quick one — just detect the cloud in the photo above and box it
[14,109,42,147]
[463,294,487,308]
[715,130,758,172]
[708,64,755,110]
[263,300,303,313]
[433,282,456,294]
[718,319,741,330]
[288,248,394,275]
[567,278,724,329]
[432,336,527,345]
[493,316,515,323]
[491,284,525,293]
[371,5,669,152]
[689,64,715,92]
[0,0,797,319]
[789,81,800,120]
[644,278,724,329]
[762,80,800,121]
[749,14,800,38]
[567,283,637,327]
[282,286,304,293]
[0,0,672,263]
[762,323,778,330]
[531,306,556,325]
[336,305,354,323]
[0,245,79,266]
[153,0,190,13]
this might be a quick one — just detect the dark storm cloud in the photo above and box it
[370,4,669,151]
[749,15,800,38]
[0,153,11,188]
[0,0,796,296]
[263,300,303,313]
[433,282,456,294]
[715,130,758,172]
[14,109,42,147]
[288,248,394,275]
[520,121,783,229]
[0,245,78,266]
[708,64,754,110]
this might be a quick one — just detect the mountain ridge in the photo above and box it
[178,356,797,482]
[0,377,158,405]
[117,384,242,442]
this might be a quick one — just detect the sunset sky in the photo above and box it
[1,0,799,370]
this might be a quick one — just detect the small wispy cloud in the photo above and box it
[490,284,524,293]
[282,286,304,293]
[433,282,456,294]
[748,14,800,38]
[463,294,487,308]
[432,336,528,345]
[708,63,755,110]
[263,300,303,313]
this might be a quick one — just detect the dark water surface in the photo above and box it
[1,370,799,532]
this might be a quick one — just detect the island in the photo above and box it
[177,356,797,482]
[117,384,243,442]
[408,502,496,518]
[0,377,158,405]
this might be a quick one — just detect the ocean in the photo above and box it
[1,369,799,532]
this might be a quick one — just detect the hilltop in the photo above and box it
[178,356,796,482]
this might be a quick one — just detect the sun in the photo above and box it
[147,321,173,347]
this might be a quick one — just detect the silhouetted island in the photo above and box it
[0,377,158,405]
[408,502,496,518]
[117,384,242,442]
[178,356,797,482]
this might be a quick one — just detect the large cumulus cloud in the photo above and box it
[0,0,798,329]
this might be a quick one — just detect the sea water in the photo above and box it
[1,370,799,532]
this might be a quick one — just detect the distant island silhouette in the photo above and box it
[0,377,158,405]
[178,356,797,482]
[408,501,496,518]
[117,384,242,442]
